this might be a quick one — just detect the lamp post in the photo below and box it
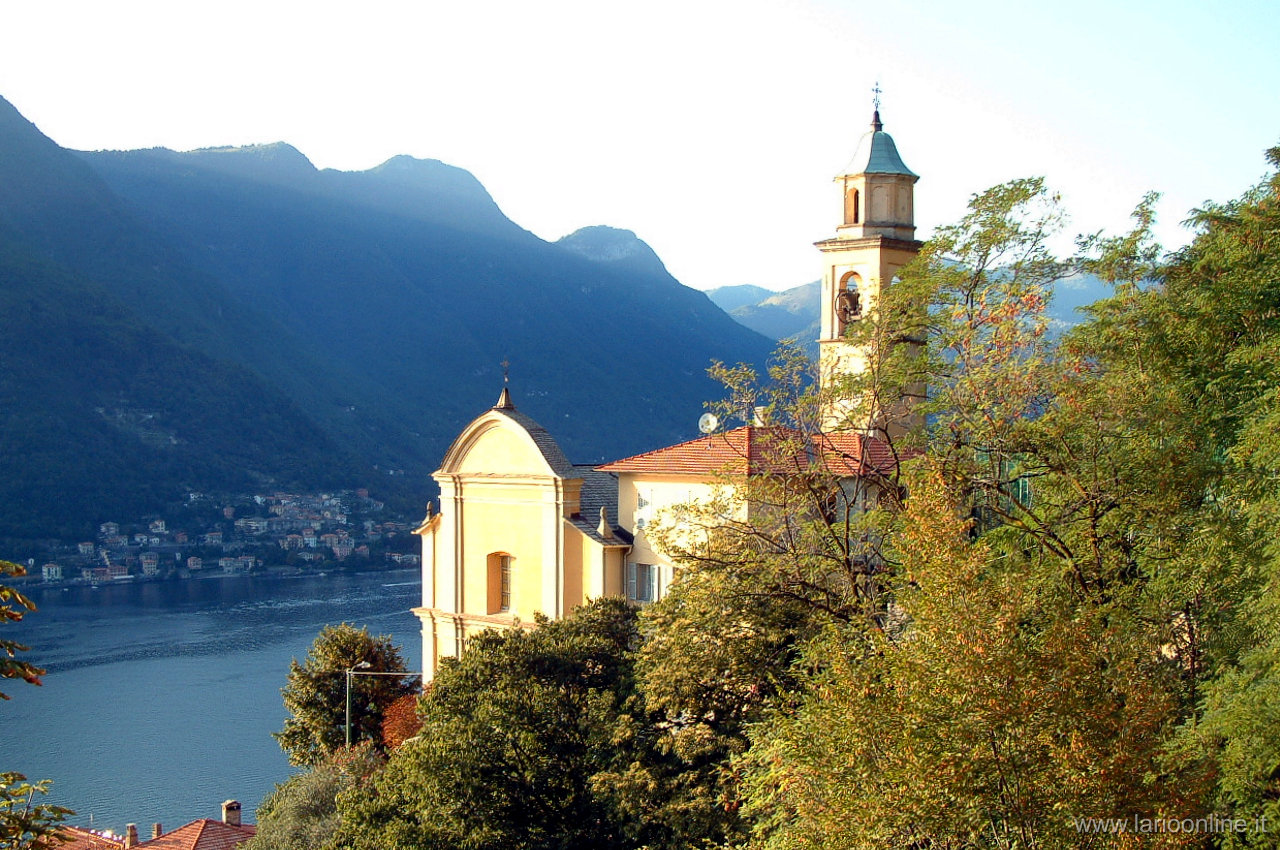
[345,661,371,747]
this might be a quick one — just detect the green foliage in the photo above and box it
[274,624,416,767]
[741,470,1208,849]
[676,173,1273,848]
[0,772,73,850]
[0,561,44,700]
[332,599,650,850]
[1164,146,1280,843]
[244,744,383,850]
[1,562,71,848]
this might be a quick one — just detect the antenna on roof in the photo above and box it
[698,413,719,434]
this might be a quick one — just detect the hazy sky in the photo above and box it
[1,0,1275,291]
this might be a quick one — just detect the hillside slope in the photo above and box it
[0,95,774,539]
[80,144,773,466]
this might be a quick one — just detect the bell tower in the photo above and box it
[816,99,922,430]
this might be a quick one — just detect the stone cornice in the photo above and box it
[814,236,923,253]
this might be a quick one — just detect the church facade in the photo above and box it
[414,109,921,681]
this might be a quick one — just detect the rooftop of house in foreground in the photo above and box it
[135,819,256,850]
[597,425,902,478]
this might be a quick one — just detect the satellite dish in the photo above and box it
[698,413,719,434]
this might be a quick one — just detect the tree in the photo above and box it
[0,773,73,850]
[1162,146,1280,842]
[639,177,1241,848]
[331,599,647,850]
[274,623,416,767]
[1,560,44,700]
[242,743,382,850]
[379,693,423,750]
[739,469,1207,849]
[1,561,72,848]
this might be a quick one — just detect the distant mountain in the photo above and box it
[710,272,1110,354]
[708,281,821,358]
[557,226,673,279]
[1047,273,1112,332]
[705,284,775,313]
[0,95,774,543]
[0,101,363,540]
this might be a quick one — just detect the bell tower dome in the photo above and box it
[816,102,922,429]
[834,108,918,241]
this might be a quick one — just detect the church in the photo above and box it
[413,108,922,681]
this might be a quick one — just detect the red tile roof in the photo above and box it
[135,820,255,850]
[56,827,125,850]
[814,431,903,478]
[597,426,900,478]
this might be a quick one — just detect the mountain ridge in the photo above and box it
[0,94,774,542]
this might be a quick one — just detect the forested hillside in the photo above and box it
[0,95,774,541]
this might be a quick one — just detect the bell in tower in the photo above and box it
[815,92,923,431]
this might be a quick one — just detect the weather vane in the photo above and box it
[501,358,510,385]
[872,80,882,111]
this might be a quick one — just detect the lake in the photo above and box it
[4,570,423,837]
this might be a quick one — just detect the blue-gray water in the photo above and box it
[5,570,422,836]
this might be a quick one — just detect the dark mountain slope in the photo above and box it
[0,97,393,457]
[80,147,774,466]
[0,241,359,540]
[0,97,386,538]
[0,93,774,539]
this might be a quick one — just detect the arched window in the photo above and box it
[486,553,512,614]
[845,187,860,225]
[835,272,862,335]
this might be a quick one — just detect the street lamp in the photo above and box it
[345,661,371,746]
[344,665,425,747]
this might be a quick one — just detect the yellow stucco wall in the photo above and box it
[446,480,551,620]
[417,408,631,680]
[817,237,920,429]
[616,472,738,601]
[451,421,556,477]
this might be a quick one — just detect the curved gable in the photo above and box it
[437,409,574,478]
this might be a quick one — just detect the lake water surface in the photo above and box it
[5,570,422,837]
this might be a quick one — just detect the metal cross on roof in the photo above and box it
[872,81,882,111]
[501,358,510,384]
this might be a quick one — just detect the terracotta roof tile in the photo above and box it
[135,820,255,850]
[56,827,125,850]
[597,426,900,478]
[814,431,903,477]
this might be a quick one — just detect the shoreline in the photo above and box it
[15,563,421,594]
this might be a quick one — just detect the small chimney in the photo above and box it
[222,800,242,827]
[125,824,138,848]
[152,823,163,840]
[597,506,614,540]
